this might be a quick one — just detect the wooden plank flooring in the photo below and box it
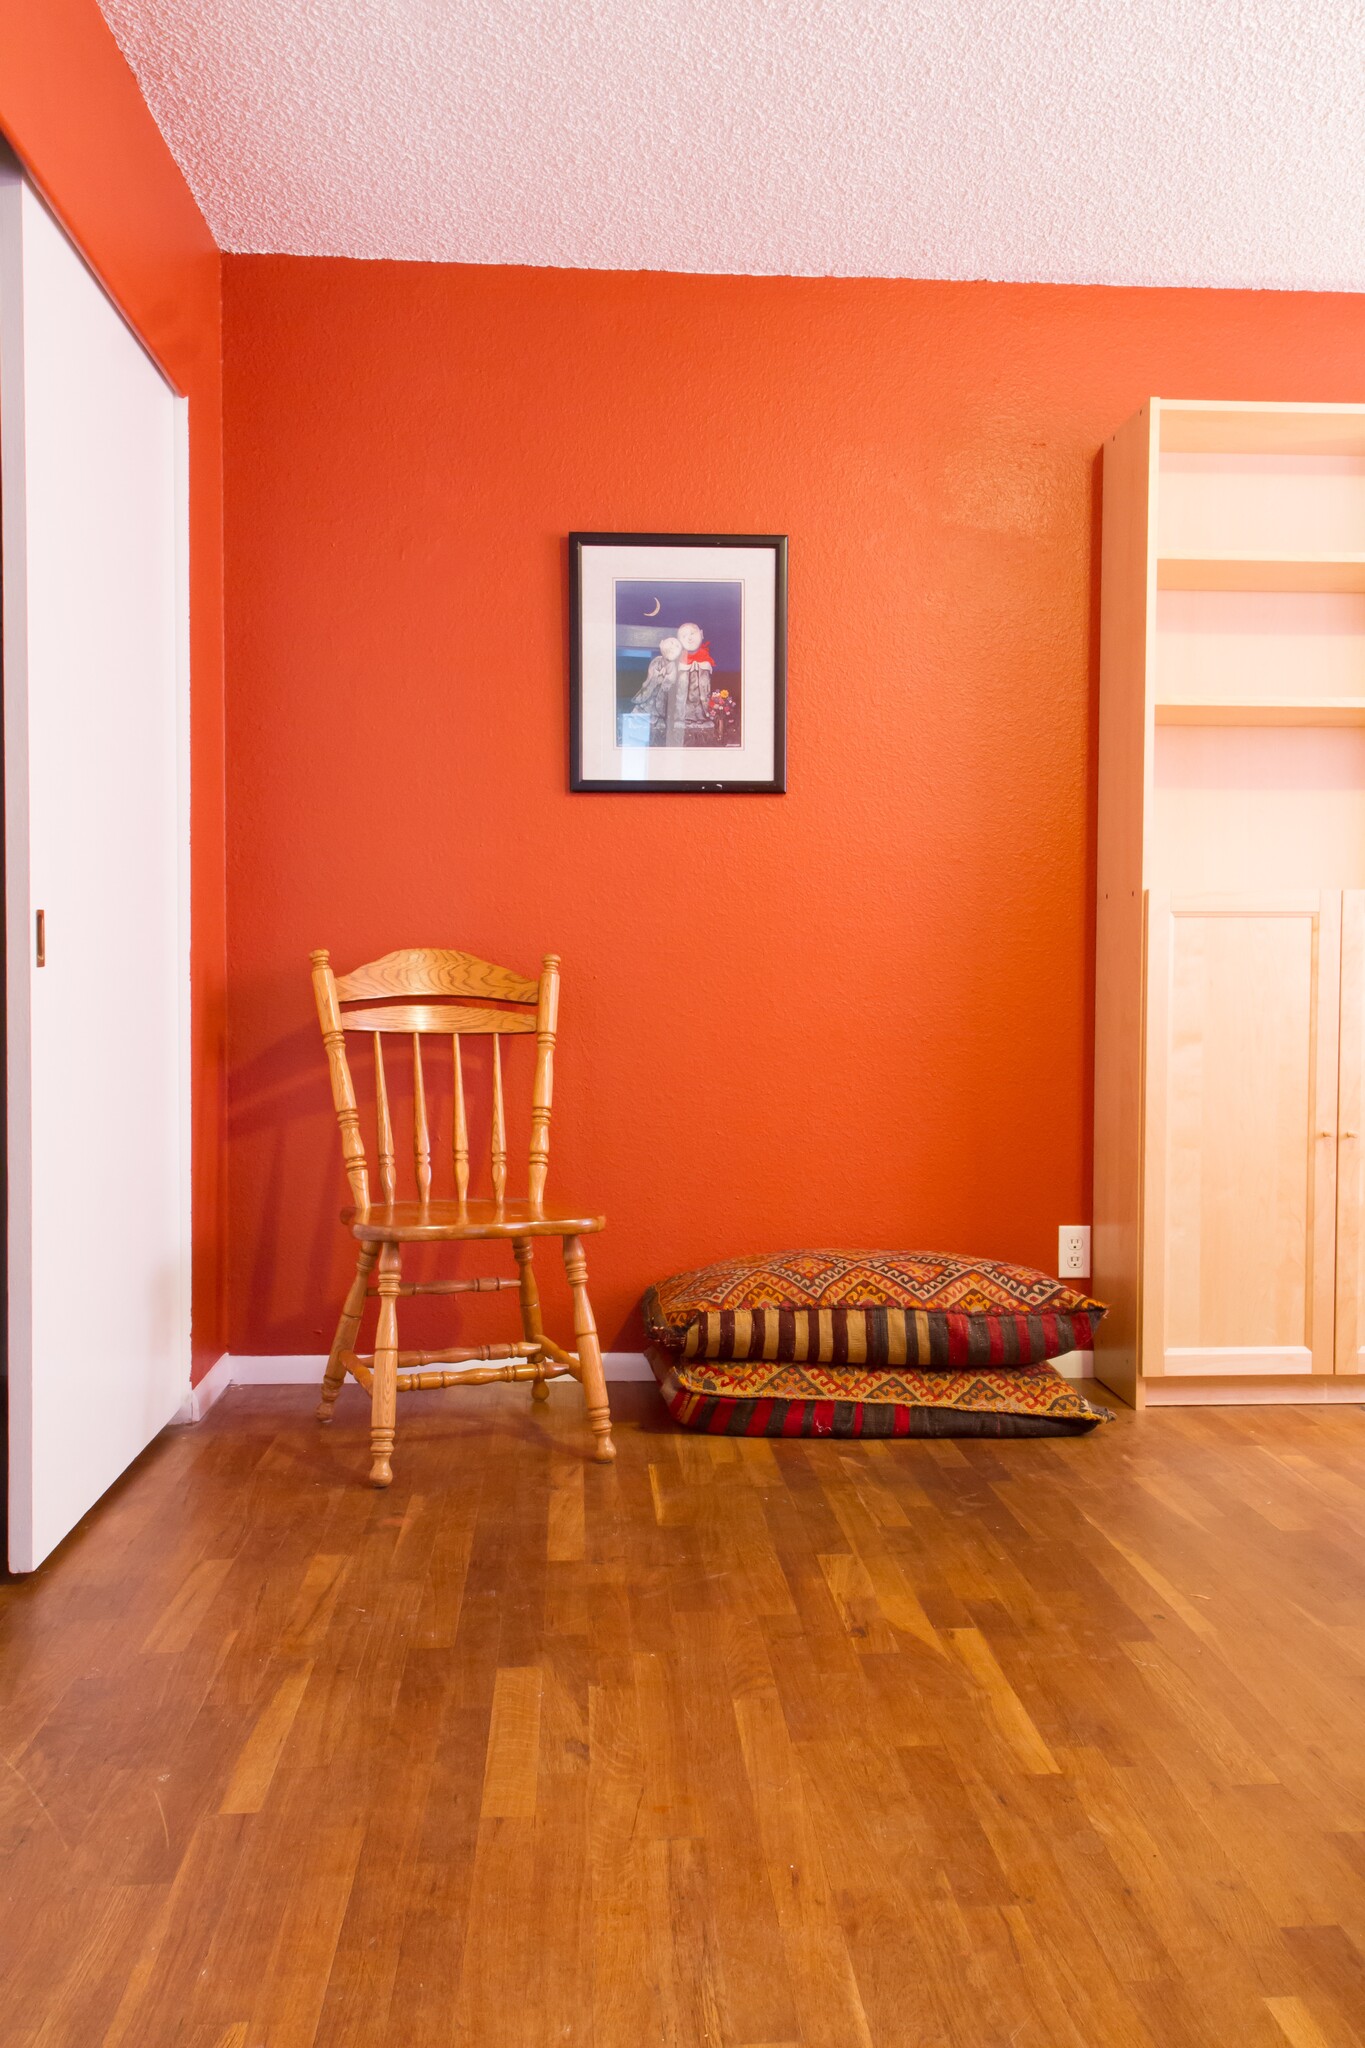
[3,1383,1365,2045]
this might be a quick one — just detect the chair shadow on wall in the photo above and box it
[229,1018,358,1358]
[231,1019,534,1326]
[230,1020,570,1341]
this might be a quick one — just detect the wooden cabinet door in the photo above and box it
[1336,892,1365,1375]
[1143,893,1340,1378]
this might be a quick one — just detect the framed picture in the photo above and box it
[569,532,787,793]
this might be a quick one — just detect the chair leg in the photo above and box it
[562,1234,615,1463]
[370,1242,402,1488]
[318,1244,378,1422]
[514,1236,550,1401]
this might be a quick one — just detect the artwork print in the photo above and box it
[615,580,744,750]
[569,532,787,794]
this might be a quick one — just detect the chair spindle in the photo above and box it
[412,1032,432,1203]
[374,1033,396,1203]
[453,1036,470,1204]
[491,1034,508,1203]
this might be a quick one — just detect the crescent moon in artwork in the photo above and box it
[645,597,661,617]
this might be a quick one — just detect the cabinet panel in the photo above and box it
[1144,894,1340,1376]
[1336,893,1365,1372]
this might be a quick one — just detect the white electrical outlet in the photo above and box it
[1058,1225,1091,1279]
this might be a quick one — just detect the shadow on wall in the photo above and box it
[229,1012,604,1355]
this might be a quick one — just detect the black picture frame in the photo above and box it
[568,531,788,793]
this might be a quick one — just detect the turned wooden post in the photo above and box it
[514,1236,549,1401]
[528,955,560,1208]
[562,1234,614,1462]
[319,1243,378,1421]
[310,950,370,1209]
[371,1242,402,1487]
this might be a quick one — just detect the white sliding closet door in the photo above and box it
[0,163,191,1571]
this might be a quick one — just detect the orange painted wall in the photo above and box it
[0,0,227,1374]
[222,257,1365,1354]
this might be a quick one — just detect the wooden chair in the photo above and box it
[310,945,614,1485]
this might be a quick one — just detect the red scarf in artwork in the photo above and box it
[680,641,713,666]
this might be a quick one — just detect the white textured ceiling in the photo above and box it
[98,0,1365,289]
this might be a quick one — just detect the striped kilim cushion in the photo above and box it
[647,1347,1111,1437]
[642,1248,1106,1367]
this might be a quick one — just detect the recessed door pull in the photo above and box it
[35,908,45,967]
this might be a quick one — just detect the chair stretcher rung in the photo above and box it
[352,1341,541,1369]
[397,1361,574,1393]
[536,1335,578,1366]
[367,1276,519,1298]
[342,1345,581,1392]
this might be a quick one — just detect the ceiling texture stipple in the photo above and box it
[97,0,1365,288]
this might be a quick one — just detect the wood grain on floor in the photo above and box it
[2,1383,1365,2046]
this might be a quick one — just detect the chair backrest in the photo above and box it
[310,946,561,1211]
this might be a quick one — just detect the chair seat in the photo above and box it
[344,1198,606,1243]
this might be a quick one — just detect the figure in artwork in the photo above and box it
[633,637,680,745]
[676,622,715,734]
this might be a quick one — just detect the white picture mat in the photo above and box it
[579,543,777,783]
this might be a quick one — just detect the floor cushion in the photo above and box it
[643,1248,1107,1368]
[647,1346,1112,1437]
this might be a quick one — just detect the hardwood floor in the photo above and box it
[3,1383,1365,2046]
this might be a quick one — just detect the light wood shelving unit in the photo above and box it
[1095,398,1365,1407]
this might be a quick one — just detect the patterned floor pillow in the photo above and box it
[647,1345,1112,1437]
[643,1248,1106,1368]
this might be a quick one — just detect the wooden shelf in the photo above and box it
[1155,699,1365,727]
[1158,402,1365,458]
[1157,554,1365,593]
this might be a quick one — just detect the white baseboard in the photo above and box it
[222,1351,656,1386]
[182,1348,1090,1421]
[169,1351,233,1424]
[227,1354,329,1385]
[602,1352,654,1381]
[218,1350,1087,1389]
